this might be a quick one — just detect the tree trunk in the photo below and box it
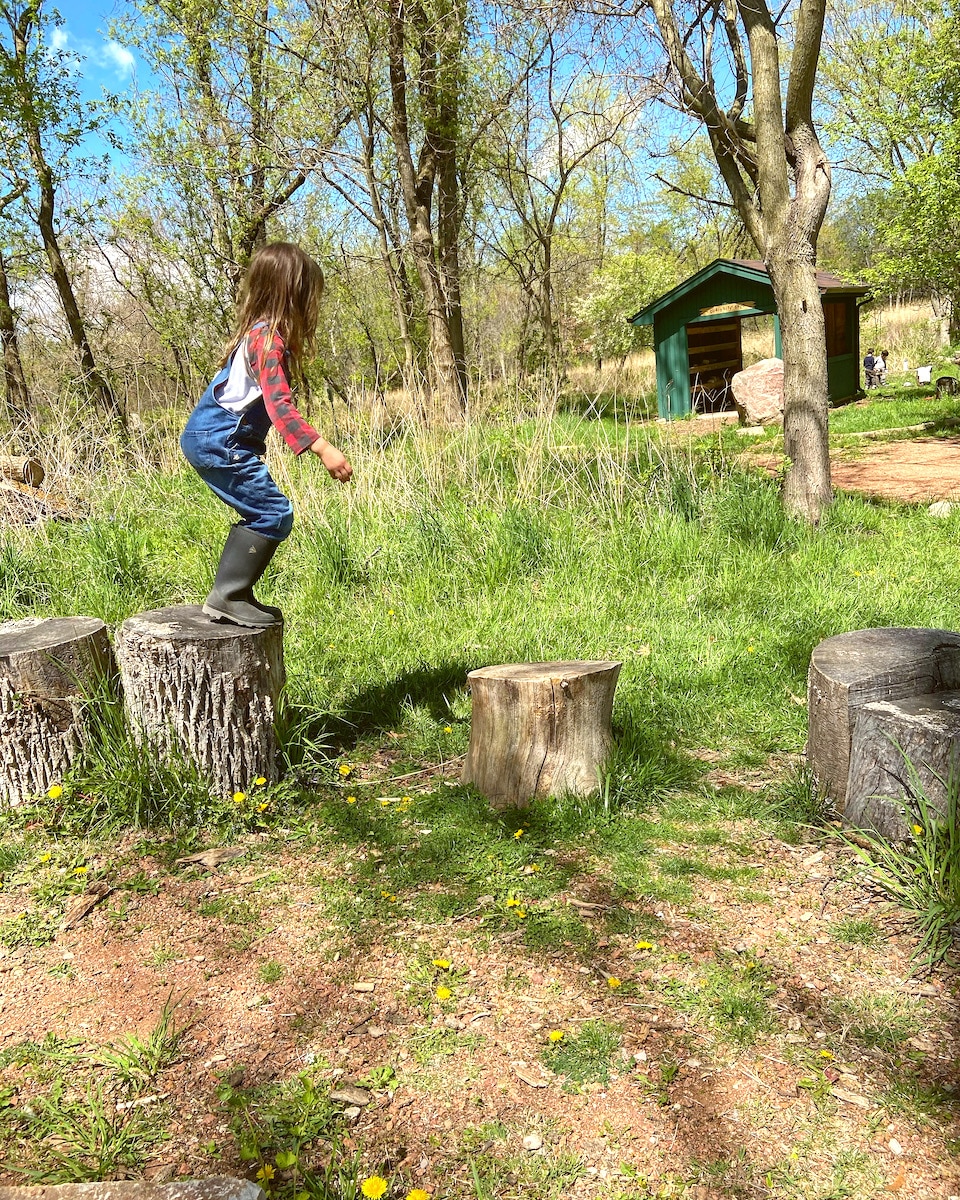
[766,254,833,520]
[115,605,285,796]
[0,616,114,807]
[0,246,30,430]
[462,660,621,808]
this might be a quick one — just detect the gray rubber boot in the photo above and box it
[202,525,283,627]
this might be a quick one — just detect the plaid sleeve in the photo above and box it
[247,324,321,455]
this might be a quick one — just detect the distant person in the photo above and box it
[876,350,889,384]
[180,242,353,627]
[863,348,878,388]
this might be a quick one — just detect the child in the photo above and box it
[181,242,352,628]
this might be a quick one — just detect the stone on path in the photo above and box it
[0,1179,264,1200]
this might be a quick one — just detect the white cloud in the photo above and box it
[49,27,70,52]
[99,41,135,78]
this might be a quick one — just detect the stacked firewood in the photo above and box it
[0,456,74,523]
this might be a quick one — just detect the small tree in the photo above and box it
[642,0,835,520]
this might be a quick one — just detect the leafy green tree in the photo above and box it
[0,0,120,422]
[575,251,679,363]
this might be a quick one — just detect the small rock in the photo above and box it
[522,1134,543,1151]
[367,1026,386,1038]
[330,1084,373,1106]
[929,501,955,518]
[353,981,375,993]
[889,1138,903,1155]
[343,1105,361,1121]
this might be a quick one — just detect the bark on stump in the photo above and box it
[846,692,960,841]
[807,627,960,809]
[0,615,114,806]
[115,605,285,796]
[462,660,621,809]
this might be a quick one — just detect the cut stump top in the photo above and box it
[468,660,621,683]
[118,605,279,644]
[809,627,960,689]
[0,615,106,658]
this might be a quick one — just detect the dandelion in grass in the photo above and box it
[516,909,527,918]
[47,783,64,800]
[256,802,269,813]
[406,1190,431,1200]
[548,1029,565,1043]
[233,791,246,804]
[912,824,923,835]
[347,795,358,805]
[339,764,354,778]
[819,1049,834,1059]
[514,829,524,839]
[361,1177,389,1199]
[635,941,655,951]
[38,852,51,864]
[443,726,452,733]
[432,958,451,969]
[606,976,622,989]
[747,646,755,654]
[505,897,520,908]
[256,1164,275,1183]
[73,865,88,876]
[436,985,451,1000]
[254,776,267,786]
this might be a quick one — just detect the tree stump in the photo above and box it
[846,692,960,841]
[114,605,285,796]
[462,660,621,809]
[0,616,114,807]
[807,627,960,809]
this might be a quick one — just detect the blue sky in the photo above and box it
[48,0,139,103]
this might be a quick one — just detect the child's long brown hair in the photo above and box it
[221,242,324,381]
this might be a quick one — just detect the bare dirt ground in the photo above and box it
[0,815,958,1199]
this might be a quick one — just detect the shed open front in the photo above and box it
[629,259,868,420]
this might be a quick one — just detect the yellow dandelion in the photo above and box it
[443,726,452,733]
[432,958,451,969]
[406,1190,431,1200]
[387,608,395,616]
[257,1164,275,1183]
[361,1179,389,1199]
[912,824,923,835]
[607,976,622,989]
[254,776,267,786]
[256,802,269,813]
[747,646,755,654]
[47,784,63,800]
[514,829,524,839]
[436,985,451,1000]
[635,941,655,951]
[505,897,520,908]
[339,764,354,778]
[548,1029,565,1043]
[346,795,357,805]
[38,852,51,864]
[380,799,391,808]
[516,909,526,919]
[819,1049,834,1059]
[73,865,88,876]
[233,791,246,804]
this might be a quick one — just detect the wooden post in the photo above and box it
[0,615,114,806]
[846,692,960,841]
[807,627,960,808]
[462,660,621,809]
[115,605,285,796]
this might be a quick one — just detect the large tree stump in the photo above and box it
[846,692,960,841]
[0,616,114,806]
[115,605,285,795]
[807,627,960,809]
[462,660,621,809]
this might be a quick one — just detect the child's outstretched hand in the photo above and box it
[310,437,353,482]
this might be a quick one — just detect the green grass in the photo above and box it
[542,1019,625,1088]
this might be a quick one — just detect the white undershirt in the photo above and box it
[214,337,263,414]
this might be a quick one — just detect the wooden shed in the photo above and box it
[629,258,869,420]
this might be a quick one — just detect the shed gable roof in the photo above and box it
[629,258,869,326]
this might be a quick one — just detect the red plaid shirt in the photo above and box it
[247,324,321,455]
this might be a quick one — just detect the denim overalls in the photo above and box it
[180,351,295,541]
